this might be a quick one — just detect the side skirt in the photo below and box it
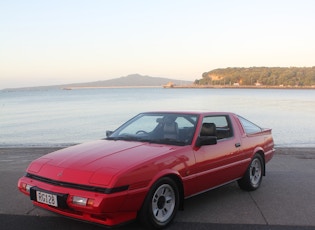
[184,177,242,200]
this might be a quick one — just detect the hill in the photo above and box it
[3,74,193,91]
[65,74,191,88]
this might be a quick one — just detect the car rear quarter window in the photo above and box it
[238,116,262,134]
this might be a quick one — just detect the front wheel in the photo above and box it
[138,177,179,229]
[238,154,264,191]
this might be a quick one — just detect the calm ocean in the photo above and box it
[1,88,314,147]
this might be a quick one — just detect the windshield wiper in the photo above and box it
[106,135,141,142]
[106,136,186,146]
[147,138,186,146]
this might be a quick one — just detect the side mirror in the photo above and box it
[106,130,113,137]
[195,136,217,147]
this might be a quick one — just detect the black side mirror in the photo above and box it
[195,136,217,147]
[106,130,113,137]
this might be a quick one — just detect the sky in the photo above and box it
[1,0,315,89]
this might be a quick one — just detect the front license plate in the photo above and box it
[36,191,58,207]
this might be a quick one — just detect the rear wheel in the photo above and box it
[238,154,263,191]
[139,177,179,229]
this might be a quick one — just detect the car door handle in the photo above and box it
[235,143,241,148]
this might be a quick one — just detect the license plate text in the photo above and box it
[36,191,58,207]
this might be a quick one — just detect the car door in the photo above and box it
[188,115,245,194]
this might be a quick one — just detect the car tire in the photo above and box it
[139,177,179,229]
[238,154,263,191]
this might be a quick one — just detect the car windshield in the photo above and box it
[107,112,199,146]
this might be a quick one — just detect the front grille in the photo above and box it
[26,173,129,194]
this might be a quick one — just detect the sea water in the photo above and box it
[1,88,315,147]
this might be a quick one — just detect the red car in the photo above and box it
[18,111,275,229]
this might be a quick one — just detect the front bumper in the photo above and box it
[17,176,146,226]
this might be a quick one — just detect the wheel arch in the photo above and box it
[167,174,185,210]
[254,149,266,176]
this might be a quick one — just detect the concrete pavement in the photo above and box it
[0,147,314,230]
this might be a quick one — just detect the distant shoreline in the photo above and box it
[169,84,315,89]
[62,85,315,90]
[62,86,159,90]
[2,85,315,92]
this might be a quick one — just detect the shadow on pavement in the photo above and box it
[1,214,314,230]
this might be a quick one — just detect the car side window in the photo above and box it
[238,116,262,134]
[202,115,233,139]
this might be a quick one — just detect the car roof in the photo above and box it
[142,111,236,116]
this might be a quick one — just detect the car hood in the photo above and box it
[27,140,180,186]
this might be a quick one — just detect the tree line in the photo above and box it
[195,67,315,86]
